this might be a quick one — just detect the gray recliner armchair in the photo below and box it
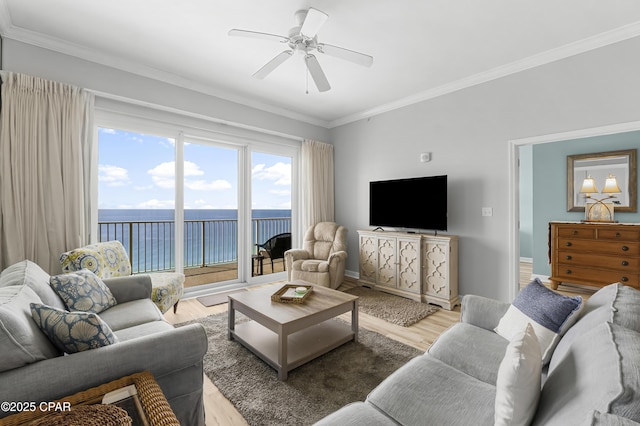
[285,222,348,289]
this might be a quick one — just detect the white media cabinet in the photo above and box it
[357,230,459,310]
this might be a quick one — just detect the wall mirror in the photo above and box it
[567,149,637,212]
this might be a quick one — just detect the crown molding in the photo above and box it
[328,21,640,128]
[0,22,330,129]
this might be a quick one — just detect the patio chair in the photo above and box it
[59,240,184,314]
[256,232,291,273]
[285,222,348,289]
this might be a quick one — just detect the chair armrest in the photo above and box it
[284,249,310,261]
[0,323,208,411]
[103,275,152,304]
[460,294,510,331]
[327,251,348,264]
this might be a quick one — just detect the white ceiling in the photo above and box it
[2,1,640,128]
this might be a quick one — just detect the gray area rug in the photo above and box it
[345,286,439,327]
[177,312,422,426]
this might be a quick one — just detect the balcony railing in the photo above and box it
[98,217,291,273]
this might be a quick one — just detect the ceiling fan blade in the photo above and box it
[253,50,293,79]
[317,43,373,67]
[300,8,328,38]
[228,29,289,44]
[304,54,331,92]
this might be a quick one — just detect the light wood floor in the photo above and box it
[164,263,595,426]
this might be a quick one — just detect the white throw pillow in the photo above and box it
[495,278,583,364]
[494,323,542,426]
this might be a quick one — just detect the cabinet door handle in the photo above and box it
[621,276,629,282]
[565,255,572,260]
[565,242,572,247]
[565,269,572,274]
[622,260,629,266]
[622,246,629,251]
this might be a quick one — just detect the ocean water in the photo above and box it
[98,209,291,272]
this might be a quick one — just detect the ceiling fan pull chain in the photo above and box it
[306,68,309,95]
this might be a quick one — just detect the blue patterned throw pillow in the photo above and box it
[30,303,118,354]
[50,269,117,314]
[495,278,584,364]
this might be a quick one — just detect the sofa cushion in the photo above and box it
[0,260,65,310]
[550,283,640,374]
[428,322,509,385]
[494,323,541,426]
[50,269,117,314]
[533,322,640,425]
[367,354,495,426]
[313,402,395,426]
[587,410,640,426]
[30,303,118,353]
[98,299,164,331]
[495,278,583,364]
[0,284,61,372]
[113,320,174,342]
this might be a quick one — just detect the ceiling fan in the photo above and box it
[228,7,373,93]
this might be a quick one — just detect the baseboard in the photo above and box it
[531,273,550,283]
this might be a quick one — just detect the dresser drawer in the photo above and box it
[555,264,639,288]
[557,226,596,239]
[558,238,640,256]
[597,228,640,241]
[556,250,640,270]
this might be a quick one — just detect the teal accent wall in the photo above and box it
[519,145,533,258]
[531,130,640,277]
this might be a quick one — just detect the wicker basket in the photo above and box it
[2,371,179,426]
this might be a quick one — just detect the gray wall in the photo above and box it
[331,36,640,301]
[531,131,640,278]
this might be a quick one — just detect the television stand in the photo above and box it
[357,230,459,310]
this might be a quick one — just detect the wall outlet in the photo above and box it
[482,207,493,217]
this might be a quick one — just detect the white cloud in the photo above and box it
[136,199,175,209]
[185,179,232,191]
[269,189,291,197]
[99,164,130,187]
[100,128,117,134]
[148,161,230,191]
[252,162,291,186]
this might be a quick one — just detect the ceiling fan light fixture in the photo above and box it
[299,8,328,39]
[229,7,372,93]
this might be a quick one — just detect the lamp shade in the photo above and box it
[602,174,621,194]
[580,176,599,194]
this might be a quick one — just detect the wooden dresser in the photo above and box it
[549,221,640,290]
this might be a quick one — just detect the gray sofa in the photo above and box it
[316,282,640,425]
[0,260,208,425]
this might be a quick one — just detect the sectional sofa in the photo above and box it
[316,280,640,425]
[0,260,208,425]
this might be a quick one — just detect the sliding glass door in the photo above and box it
[251,151,293,278]
[97,118,299,291]
[181,140,239,287]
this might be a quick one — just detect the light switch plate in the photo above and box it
[420,152,431,162]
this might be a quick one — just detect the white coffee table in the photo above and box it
[228,281,359,380]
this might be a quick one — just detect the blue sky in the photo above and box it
[98,128,291,210]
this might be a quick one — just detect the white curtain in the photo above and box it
[301,139,334,232]
[0,72,95,273]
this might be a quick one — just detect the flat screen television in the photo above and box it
[369,175,447,231]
